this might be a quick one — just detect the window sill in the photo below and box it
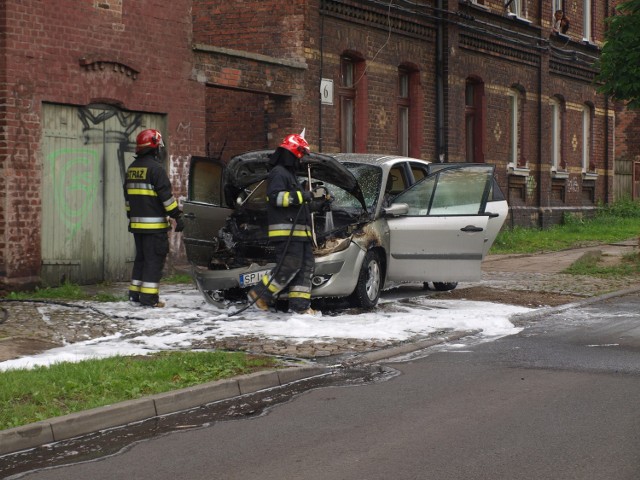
[507,163,529,176]
[507,13,531,25]
[551,168,569,179]
[459,0,489,11]
[582,171,598,181]
[582,39,599,50]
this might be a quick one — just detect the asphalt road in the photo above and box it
[11,292,640,480]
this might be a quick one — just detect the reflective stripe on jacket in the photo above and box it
[266,165,312,242]
[124,153,180,233]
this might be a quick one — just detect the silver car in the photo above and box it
[182,151,508,308]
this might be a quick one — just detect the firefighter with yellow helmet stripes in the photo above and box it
[124,128,184,307]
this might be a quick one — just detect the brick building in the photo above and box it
[0,0,637,290]
[0,0,206,290]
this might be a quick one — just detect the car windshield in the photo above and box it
[329,163,381,210]
[238,162,379,213]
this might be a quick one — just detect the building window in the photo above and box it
[339,54,366,153]
[508,87,526,168]
[398,70,410,156]
[582,104,595,174]
[507,0,526,18]
[550,97,566,173]
[583,0,592,42]
[340,58,355,153]
[397,65,422,158]
[465,78,484,163]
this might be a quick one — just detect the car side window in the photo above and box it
[393,166,493,216]
[189,159,224,205]
[409,163,428,182]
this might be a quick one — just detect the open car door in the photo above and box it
[385,164,505,283]
[182,156,233,267]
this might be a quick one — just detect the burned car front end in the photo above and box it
[183,151,375,306]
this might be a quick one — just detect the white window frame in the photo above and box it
[583,0,592,42]
[508,89,519,165]
[398,71,410,157]
[550,98,564,174]
[507,0,526,19]
[582,104,597,178]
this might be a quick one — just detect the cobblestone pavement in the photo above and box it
[1,240,638,363]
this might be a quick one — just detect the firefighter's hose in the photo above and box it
[227,203,305,318]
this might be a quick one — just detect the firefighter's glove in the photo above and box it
[174,215,185,232]
[311,195,333,213]
[301,190,313,203]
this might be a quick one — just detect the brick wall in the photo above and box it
[193,0,306,61]
[0,0,206,286]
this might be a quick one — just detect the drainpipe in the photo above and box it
[435,0,445,162]
[319,4,325,152]
[537,0,543,227]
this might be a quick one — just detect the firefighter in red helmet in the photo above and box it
[247,131,323,315]
[123,129,184,307]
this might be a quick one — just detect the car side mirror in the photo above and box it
[383,203,409,216]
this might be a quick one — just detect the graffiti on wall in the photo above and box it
[46,106,144,239]
[77,106,144,184]
[45,148,100,239]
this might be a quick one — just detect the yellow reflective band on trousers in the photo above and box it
[289,291,311,300]
[140,284,160,295]
[130,221,170,230]
[263,275,282,294]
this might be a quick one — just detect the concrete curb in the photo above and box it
[0,365,330,457]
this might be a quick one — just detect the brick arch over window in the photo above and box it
[397,62,423,158]
[338,51,367,152]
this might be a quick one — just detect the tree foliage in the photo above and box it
[596,0,640,109]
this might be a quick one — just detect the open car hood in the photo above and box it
[224,150,367,210]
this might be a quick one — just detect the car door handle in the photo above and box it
[486,212,499,218]
[183,212,196,220]
[461,225,484,232]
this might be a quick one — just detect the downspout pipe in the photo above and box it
[435,0,445,162]
[537,0,543,228]
[319,3,325,152]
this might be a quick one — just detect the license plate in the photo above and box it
[239,269,271,287]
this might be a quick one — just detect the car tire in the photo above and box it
[349,250,382,309]
[432,281,458,291]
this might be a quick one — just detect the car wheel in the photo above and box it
[350,250,382,309]
[432,281,458,291]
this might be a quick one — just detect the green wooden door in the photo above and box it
[42,103,166,285]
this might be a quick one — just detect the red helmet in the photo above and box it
[279,133,310,159]
[135,129,164,153]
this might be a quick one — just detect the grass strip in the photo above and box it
[0,351,279,430]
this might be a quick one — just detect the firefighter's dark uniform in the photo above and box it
[249,157,315,313]
[124,153,181,306]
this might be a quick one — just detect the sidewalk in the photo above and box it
[1,239,639,457]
